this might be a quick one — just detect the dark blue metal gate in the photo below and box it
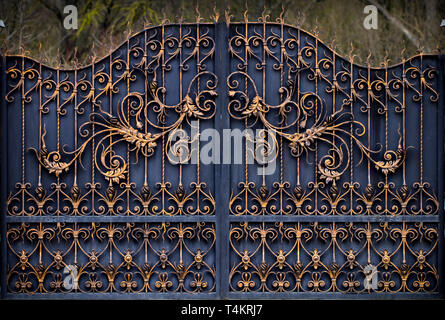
[0,19,443,299]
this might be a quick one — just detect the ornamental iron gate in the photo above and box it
[0,18,444,299]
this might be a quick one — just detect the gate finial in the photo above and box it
[243,2,249,23]
[195,4,202,23]
[401,46,406,62]
[276,5,285,24]
[380,50,390,68]
[366,49,372,67]
[259,6,269,23]
[225,7,232,26]
[313,17,319,37]
[295,10,304,27]
[348,42,356,63]
[210,4,219,23]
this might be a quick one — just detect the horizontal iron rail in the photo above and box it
[5,215,217,223]
[5,292,441,300]
[6,292,219,300]
[5,215,439,223]
[227,215,440,223]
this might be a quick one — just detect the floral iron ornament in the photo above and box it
[30,71,217,184]
[227,71,406,184]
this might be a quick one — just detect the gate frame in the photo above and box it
[0,22,444,300]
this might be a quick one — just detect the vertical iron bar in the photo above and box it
[437,54,444,297]
[0,54,8,298]
[215,21,230,299]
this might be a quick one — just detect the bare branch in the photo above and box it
[367,0,420,48]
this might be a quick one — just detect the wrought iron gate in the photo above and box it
[1,18,444,299]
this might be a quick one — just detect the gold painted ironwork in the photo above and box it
[227,12,439,217]
[5,22,217,216]
[7,222,216,293]
[2,9,442,297]
[30,73,217,182]
[229,221,438,293]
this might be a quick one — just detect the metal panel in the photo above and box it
[2,23,218,297]
[225,19,443,297]
[0,20,443,299]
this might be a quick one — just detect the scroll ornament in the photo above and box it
[31,72,217,184]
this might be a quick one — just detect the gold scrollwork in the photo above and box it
[227,71,405,184]
[226,19,439,218]
[7,222,216,294]
[229,222,439,293]
[31,71,218,184]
